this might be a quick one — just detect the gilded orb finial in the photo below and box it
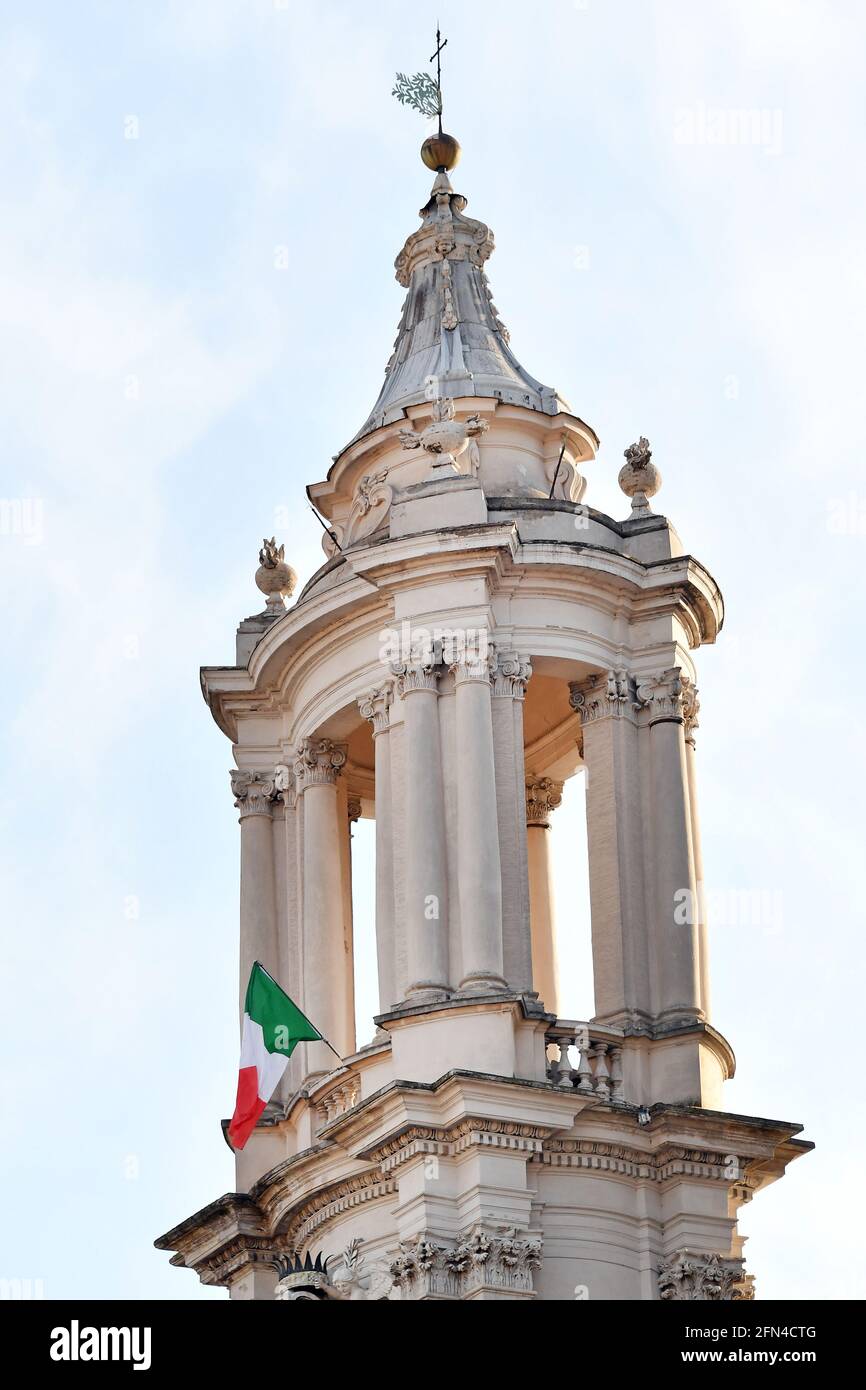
[393,27,461,172]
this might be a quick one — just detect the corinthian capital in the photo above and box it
[357,684,393,735]
[293,737,348,791]
[390,658,440,696]
[658,1250,754,1302]
[525,777,563,827]
[635,667,691,724]
[230,767,278,817]
[448,651,494,685]
[490,647,532,699]
[569,669,640,724]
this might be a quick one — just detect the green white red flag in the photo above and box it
[228,963,323,1150]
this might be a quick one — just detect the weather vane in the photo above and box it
[392,26,460,172]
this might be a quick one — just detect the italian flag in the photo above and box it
[228,962,324,1150]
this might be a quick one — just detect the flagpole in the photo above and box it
[252,960,344,1066]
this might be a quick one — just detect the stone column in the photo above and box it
[525,777,563,1015]
[451,654,507,993]
[391,660,450,1000]
[491,650,533,993]
[275,763,304,1097]
[342,791,360,1050]
[358,686,396,1013]
[569,673,651,1026]
[635,669,702,1024]
[231,769,279,1027]
[293,736,351,1074]
[682,677,711,1018]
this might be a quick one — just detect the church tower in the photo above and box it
[156,135,810,1301]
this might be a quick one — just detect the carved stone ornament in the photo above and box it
[619,436,662,518]
[681,674,700,746]
[635,667,688,724]
[254,537,297,615]
[526,777,564,827]
[230,768,278,817]
[389,1226,542,1301]
[390,657,440,697]
[399,396,489,476]
[569,669,641,724]
[343,469,394,547]
[357,684,393,736]
[274,1240,393,1302]
[292,737,348,792]
[273,764,292,793]
[547,434,588,505]
[658,1250,755,1302]
[489,647,532,699]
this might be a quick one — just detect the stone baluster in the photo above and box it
[609,1046,624,1101]
[592,1042,611,1099]
[556,1037,575,1088]
[575,1044,594,1093]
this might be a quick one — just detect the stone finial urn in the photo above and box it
[255,537,297,615]
[618,437,661,517]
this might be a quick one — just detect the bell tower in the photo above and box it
[156,136,810,1301]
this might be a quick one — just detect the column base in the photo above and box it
[456,972,509,996]
[405,982,451,1004]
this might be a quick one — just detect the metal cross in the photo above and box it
[429,25,447,133]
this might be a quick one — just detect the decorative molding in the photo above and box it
[525,776,563,827]
[278,1171,397,1252]
[658,1250,754,1301]
[365,1118,549,1175]
[390,1226,542,1300]
[347,797,362,824]
[292,738,348,792]
[357,684,393,736]
[569,669,640,724]
[490,647,532,699]
[537,1140,756,1189]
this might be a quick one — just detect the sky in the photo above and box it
[1,0,864,1301]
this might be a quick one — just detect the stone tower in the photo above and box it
[156,146,810,1301]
